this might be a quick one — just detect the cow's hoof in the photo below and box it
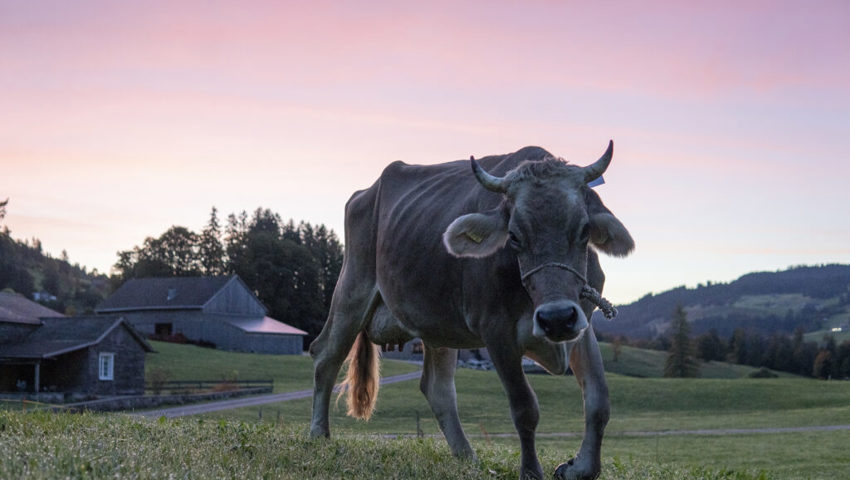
[553,457,599,480]
[520,463,545,480]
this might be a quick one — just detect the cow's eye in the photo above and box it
[508,231,521,250]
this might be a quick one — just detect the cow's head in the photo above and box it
[442,141,634,342]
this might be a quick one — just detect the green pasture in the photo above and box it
[170,343,849,480]
[597,342,796,379]
[804,328,850,345]
[0,410,793,480]
[4,342,848,479]
[201,370,850,479]
[144,340,420,393]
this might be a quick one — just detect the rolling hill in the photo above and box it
[594,264,850,340]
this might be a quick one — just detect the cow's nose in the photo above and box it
[537,304,578,331]
[533,301,588,341]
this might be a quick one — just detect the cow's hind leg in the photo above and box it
[309,282,378,438]
[420,345,475,459]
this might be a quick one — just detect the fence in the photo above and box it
[145,379,273,394]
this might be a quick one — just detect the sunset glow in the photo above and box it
[2,0,848,303]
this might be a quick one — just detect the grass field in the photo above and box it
[4,342,848,479]
[179,344,849,480]
[144,341,421,393]
[0,410,800,480]
[596,342,796,379]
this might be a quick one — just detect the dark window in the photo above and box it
[155,323,173,336]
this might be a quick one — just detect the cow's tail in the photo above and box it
[338,330,380,420]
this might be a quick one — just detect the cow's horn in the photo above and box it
[583,140,614,183]
[471,156,509,193]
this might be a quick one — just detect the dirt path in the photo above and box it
[136,371,422,419]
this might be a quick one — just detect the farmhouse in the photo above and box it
[0,293,152,396]
[96,275,306,355]
[0,290,63,341]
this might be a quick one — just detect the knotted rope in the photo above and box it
[581,285,618,320]
[520,262,619,320]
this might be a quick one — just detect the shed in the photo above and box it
[96,275,307,354]
[0,315,153,396]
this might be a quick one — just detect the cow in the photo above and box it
[309,142,634,480]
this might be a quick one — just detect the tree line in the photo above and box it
[604,305,850,380]
[112,207,343,344]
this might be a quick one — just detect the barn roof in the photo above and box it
[96,276,237,313]
[0,292,64,325]
[0,315,153,359]
[225,316,308,336]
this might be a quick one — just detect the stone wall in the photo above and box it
[59,386,272,413]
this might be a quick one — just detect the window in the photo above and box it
[155,323,173,336]
[99,353,114,381]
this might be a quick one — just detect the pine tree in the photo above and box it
[198,207,226,275]
[664,305,700,378]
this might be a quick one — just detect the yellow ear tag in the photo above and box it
[465,231,484,244]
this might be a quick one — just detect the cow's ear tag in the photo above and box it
[465,231,484,244]
[587,175,605,188]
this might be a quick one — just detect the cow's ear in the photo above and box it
[586,189,634,257]
[443,209,508,258]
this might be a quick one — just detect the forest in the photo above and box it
[111,207,343,342]
[0,201,342,343]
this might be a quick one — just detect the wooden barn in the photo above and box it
[96,275,306,355]
[1,292,152,397]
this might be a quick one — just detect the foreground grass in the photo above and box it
[0,411,777,480]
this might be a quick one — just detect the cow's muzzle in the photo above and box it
[532,300,588,342]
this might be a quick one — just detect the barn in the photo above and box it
[95,275,306,354]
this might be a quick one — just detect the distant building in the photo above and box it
[1,293,152,396]
[380,338,424,361]
[32,292,57,302]
[0,291,63,342]
[95,275,306,355]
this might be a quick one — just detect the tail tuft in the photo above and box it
[337,331,380,420]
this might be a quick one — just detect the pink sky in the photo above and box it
[2,1,849,304]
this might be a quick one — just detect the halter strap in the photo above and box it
[520,262,588,286]
[519,261,618,320]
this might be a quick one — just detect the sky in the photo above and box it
[1,0,849,305]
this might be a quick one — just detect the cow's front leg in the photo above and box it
[554,325,608,480]
[488,344,544,480]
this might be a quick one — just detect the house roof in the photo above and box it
[0,292,64,325]
[96,276,236,313]
[0,315,153,360]
[225,316,308,336]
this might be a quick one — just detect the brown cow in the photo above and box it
[310,142,634,480]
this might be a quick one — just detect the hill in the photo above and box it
[594,264,850,340]
[0,228,111,315]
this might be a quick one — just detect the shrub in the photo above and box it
[748,367,779,378]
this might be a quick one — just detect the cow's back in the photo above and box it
[346,147,553,347]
